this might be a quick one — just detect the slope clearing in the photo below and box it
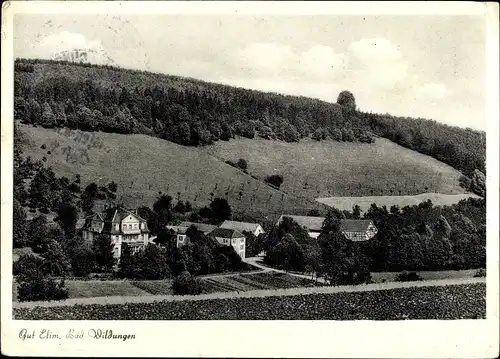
[202,136,467,199]
[20,124,470,220]
[19,124,325,221]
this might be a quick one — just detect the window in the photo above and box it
[122,224,126,230]
[240,244,244,250]
[134,223,138,229]
[232,239,236,245]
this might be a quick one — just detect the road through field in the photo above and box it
[12,277,485,309]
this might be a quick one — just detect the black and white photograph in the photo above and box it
[1,1,499,358]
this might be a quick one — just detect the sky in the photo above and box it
[14,14,486,130]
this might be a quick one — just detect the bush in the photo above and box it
[172,271,203,295]
[264,174,284,189]
[13,254,46,277]
[395,271,423,282]
[237,158,248,170]
[17,275,69,302]
[474,268,486,278]
[71,245,96,277]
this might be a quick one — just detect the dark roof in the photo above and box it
[220,220,262,233]
[178,222,218,234]
[208,227,245,239]
[83,206,150,234]
[340,219,374,233]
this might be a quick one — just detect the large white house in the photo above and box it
[82,206,152,259]
[207,227,246,259]
[276,215,377,241]
[166,221,247,258]
[219,220,265,237]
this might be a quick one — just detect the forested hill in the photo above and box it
[14,58,485,179]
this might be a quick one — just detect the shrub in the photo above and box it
[474,268,486,278]
[17,275,69,302]
[172,271,203,295]
[237,158,248,170]
[71,245,96,277]
[395,271,423,282]
[264,174,284,189]
[13,254,46,277]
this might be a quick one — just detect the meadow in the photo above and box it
[19,124,326,222]
[20,124,469,222]
[203,135,466,199]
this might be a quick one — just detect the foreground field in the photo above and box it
[317,193,481,213]
[12,272,320,302]
[203,136,466,199]
[13,282,485,320]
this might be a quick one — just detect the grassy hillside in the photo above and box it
[20,123,471,222]
[19,124,326,222]
[202,135,467,199]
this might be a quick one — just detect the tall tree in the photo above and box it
[92,234,116,273]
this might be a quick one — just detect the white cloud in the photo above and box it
[349,37,410,90]
[33,31,112,65]
[237,42,295,75]
[235,42,347,81]
[38,31,105,55]
[414,83,453,100]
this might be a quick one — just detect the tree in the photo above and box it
[13,199,27,248]
[29,215,49,253]
[336,91,356,113]
[118,242,136,278]
[134,244,171,279]
[42,240,70,276]
[352,205,361,219]
[322,208,345,233]
[312,128,323,141]
[92,234,116,273]
[210,198,232,223]
[237,158,248,170]
[172,271,203,295]
[174,200,187,213]
[264,174,284,189]
[71,244,96,277]
[55,202,78,238]
[307,209,322,217]
[107,181,118,193]
[17,269,68,302]
[266,233,304,272]
[319,231,371,285]
[13,254,46,277]
[470,169,486,197]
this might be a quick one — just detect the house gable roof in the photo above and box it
[340,219,374,233]
[220,220,262,233]
[85,206,150,234]
[208,227,245,239]
[178,222,218,234]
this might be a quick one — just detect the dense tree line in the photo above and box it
[261,197,485,284]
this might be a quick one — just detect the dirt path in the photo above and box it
[12,277,485,309]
